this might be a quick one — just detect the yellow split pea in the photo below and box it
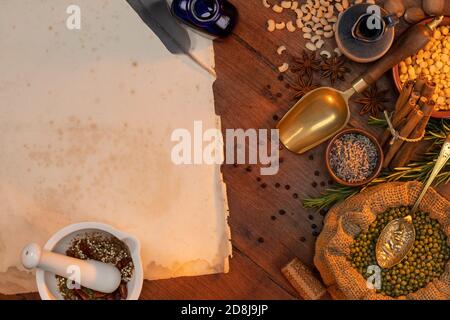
[399,26,450,111]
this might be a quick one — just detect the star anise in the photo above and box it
[353,83,390,116]
[290,75,320,100]
[291,51,322,79]
[320,55,351,85]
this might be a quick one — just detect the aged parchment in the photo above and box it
[0,0,231,294]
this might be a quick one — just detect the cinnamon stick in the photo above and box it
[381,95,420,148]
[391,100,436,167]
[413,74,427,93]
[380,83,414,147]
[416,96,428,110]
[395,80,414,113]
[392,91,420,127]
[420,81,436,100]
[383,109,424,168]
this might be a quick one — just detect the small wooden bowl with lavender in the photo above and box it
[325,129,384,187]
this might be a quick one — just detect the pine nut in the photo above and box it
[281,1,292,9]
[267,19,276,32]
[276,22,286,30]
[324,30,334,38]
[278,63,289,73]
[306,42,317,51]
[334,47,342,56]
[311,34,322,43]
[272,4,284,13]
[320,50,332,58]
[303,13,312,22]
[286,21,296,32]
[315,39,324,49]
[277,45,287,55]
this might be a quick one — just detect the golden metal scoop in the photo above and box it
[278,17,444,154]
[376,134,450,269]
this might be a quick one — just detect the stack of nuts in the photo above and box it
[264,0,376,55]
[399,25,450,110]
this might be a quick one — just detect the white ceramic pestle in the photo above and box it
[21,243,122,294]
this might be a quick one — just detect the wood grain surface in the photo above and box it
[2,0,448,300]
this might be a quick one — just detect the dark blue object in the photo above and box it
[171,0,238,38]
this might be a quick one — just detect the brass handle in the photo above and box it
[411,134,450,214]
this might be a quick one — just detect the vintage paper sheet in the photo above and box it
[0,0,231,294]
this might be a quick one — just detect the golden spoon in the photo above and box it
[376,134,450,269]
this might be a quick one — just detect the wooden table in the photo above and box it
[3,0,449,300]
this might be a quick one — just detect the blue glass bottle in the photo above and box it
[171,0,238,38]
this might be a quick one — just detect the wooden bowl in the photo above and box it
[325,129,384,187]
[392,16,450,119]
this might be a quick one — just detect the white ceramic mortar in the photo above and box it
[35,222,143,300]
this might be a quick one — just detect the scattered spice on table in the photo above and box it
[291,51,322,79]
[329,133,379,184]
[320,54,351,85]
[56,233,134,300]
[353,83,390,116]
[290,74,320,100]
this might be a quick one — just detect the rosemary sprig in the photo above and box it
[303,119,450,210]
[368,116,387,127]
[302,187,359,210]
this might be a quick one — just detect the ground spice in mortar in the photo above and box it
[329,133,378,183]
[56,233,134,300]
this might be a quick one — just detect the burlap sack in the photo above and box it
[314,181,450,300]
